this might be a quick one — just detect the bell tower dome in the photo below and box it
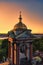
[14,11,27,30]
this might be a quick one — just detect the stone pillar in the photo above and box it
[8,42,14,65]
[25,45,28,64]
[29,42,32,61]
[14,44,16,65]
[14,43,19,65]
[12,43,14,65]
[10,43,13,64]
[8,37,14,65]
[29,42,32,65]
[16,44,19,65]
[25,47,27,57]
[26,44,30,60]
[8,42,11,60]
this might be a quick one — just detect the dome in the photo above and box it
[14,21,27,30]
[14,11,27,30]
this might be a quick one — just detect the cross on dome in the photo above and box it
[19,11,22,22]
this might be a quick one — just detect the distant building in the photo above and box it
[33,34,43,38]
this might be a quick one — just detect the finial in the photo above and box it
[19,11,22,22]
[20,11,21,15]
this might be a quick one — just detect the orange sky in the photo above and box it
[0,2,43,34]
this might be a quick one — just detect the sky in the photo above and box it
[0,0,43,33]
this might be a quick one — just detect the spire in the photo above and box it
[19,11,22,22]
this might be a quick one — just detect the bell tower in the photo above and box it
[8,12,33,65]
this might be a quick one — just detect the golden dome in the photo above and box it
[14,21,27,30]
[14,11,27,30]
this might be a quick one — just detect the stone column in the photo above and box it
[29,42,32,61]
[14,44,16,65]
[12,43,14,65]
[8,42,11,60]
[29,42,33,65]
[26,44,30,60]
[16,44,19,65]
[8,42,14,65]
[8,37,14,65]
[25,45,27,56]
[25,45,28,65]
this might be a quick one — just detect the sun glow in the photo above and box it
[0,2,43,34]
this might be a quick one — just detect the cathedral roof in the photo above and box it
[14,11,27,30]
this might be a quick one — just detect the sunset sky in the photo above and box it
[0,0,43,33]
